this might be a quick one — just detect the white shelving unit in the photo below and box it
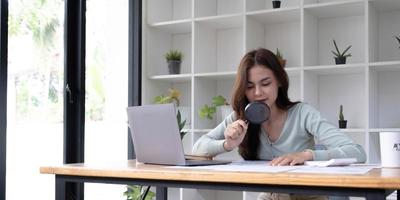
[142,0,400,199]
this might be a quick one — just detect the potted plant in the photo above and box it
[395,35,400,49]
[276,48,286,67]
[165,49,183,74]
[199,95,232,122]
[272,0,281,9]
[154,88,187,139]
[123,185,155,200]
[338,105,347,129]
[332,39,352,65]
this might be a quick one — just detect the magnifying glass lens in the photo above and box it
[244,102,270,124]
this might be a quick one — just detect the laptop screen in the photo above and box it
[127,104,186,165]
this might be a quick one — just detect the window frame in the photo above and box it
[0,0,8,199]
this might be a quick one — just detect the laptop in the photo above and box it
[127,104,231,166]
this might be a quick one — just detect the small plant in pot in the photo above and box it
[332,39,352,65]
[338,105,347,129]
[199,95,231,121]
[165,49,183,74]
[395,35,400,49]
[272,0,281,9]
[276,48,286,67]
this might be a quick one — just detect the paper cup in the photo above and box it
[380,132,400,168]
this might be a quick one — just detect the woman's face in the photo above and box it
[245,65,279,108]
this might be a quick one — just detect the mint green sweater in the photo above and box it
[193,103,366,162]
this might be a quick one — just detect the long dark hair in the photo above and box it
[231,48,299,160]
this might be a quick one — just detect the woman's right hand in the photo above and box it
[223,119,248,151]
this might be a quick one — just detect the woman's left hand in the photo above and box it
[270,151,313,166]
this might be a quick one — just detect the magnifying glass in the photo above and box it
[244,102,271,124]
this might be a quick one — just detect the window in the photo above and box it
[7,0,64,199]
[85,0,129,199]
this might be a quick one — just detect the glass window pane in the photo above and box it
[85,0,128,199]
[7,0,64,199]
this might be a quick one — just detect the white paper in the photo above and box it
[304,158,357,167]
[289,165,376,175]
[166,160,377,174]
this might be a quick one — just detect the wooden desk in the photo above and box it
[40,160,400,200]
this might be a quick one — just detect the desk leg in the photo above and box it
[156,186,167,200]
[365,190,386,200]
[55,176,84,200]
[56,177,66,200]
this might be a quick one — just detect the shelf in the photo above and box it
[341,129,366,133]
[303,63,366,75]
[246,7,301,24]
[246,0,300,12]
[285,67,302,76]
[149,19,192,34]
[304,0,365,18]
[195,14,243,29]
[149,74,192,82]
[194,71,236,80]
[369,128,400,133]
[369,61,400,71]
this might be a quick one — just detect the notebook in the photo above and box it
[127,104,230,166]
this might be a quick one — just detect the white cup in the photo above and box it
[379,132,400,168]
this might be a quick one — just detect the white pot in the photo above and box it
[216,105,233,123]
[380,132,400,167]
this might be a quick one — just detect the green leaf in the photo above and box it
[333,40,341,56]
[395,35,400,48]
[331,50,340,57]
[343,53,352,58]
[176,110,182,123]
[341,45,352,56]
[212,95,227,106]
[199,104,217,119]
[165,49,183,61]
[339,105,344,121]
[153,95,173,104]
[145,190,156,200]
[124,185,145,200]
[179,119,186,131]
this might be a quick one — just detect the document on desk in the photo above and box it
[167,160,377,174]
[289,165,377,175]
[169,160,302,173]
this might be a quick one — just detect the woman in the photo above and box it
[192,48,366,200]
